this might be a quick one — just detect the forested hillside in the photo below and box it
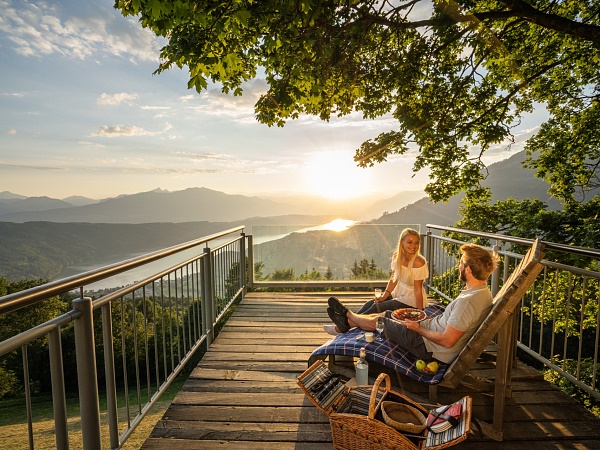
[0,215,339,281]
[254,224,414,279]
[376,151,564,230]
[0,221,230,280]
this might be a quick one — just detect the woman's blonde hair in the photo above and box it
[392,228,423,282]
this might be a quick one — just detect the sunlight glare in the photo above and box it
[304,150,373,199]
[322,219,355,232]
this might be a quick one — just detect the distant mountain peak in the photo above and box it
[0,191,27,200]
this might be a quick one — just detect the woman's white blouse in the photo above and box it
[392,263,429,308]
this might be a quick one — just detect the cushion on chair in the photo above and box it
[310,304,448,384]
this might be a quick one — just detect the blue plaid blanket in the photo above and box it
[311,304,448,385]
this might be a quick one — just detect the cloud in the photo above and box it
[0,161,68,171]
[90,124,154,138]
[515,125,541,137]
[1,91,27,97]
[90,122,172,138]
[6,129,17,135]
[0,0,161,62]
[179,94,196,102]
[173,151,236,162]
[97,92,138,106]
[141,105,171,111]
[78,140,105,148]
[172,150,296,174]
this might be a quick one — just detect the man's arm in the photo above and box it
[401,320,464,348]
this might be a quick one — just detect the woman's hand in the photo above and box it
[374,288,391,303]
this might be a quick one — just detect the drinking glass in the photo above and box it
[374,288,382,300]
[376,316,385,341]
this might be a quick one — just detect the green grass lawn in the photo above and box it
[0,378,186,449]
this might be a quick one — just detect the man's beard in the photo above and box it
[460,266,467,282]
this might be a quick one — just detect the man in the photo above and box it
[327,243,500,364]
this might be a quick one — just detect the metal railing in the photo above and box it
[425,225,600,403]
[0,226,247,449]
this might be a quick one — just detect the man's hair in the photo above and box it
[460,244,500,281]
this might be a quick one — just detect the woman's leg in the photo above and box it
[356,299,375,314]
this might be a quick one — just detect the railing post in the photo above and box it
[73,296,102,449]
[240,232,247,296]
[48,327,69,449]
[202,247,215,346]
[425,230,433,294]
[102,302,120,450]
[23,345,34,449]
[491,242,501,297]
[247,234,254,288]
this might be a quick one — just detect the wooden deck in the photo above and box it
[142,292,600,449]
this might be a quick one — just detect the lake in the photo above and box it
[58,219,358,291]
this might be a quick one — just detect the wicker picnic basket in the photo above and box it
[297,360,472,450]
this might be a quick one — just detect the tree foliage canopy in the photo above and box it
[115,0,600,203]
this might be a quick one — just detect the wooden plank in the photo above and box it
[143,439,334,449]
[199,352,313,362]
[162,405,329,423]
[195,361,309,371]
[173,391,309,406]
[457,439,600,449]
[181,379,301,393]
[188,368,303,381]
[149,420,332,441]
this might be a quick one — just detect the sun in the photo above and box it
[304,150,373,199]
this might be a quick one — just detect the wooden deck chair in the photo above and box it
[428,238,546,440]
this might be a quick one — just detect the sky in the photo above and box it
[0,0,546,202]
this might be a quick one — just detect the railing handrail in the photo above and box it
[426,224,600,258]
[0,225,245,316]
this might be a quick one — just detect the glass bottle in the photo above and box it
[355,347,369,385]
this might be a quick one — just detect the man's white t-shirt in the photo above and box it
[422,284,493,363]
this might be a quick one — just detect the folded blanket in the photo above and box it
[310,304,448,385]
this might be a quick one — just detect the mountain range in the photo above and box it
[376,151,565,231]
[0,187,427,223]
[0,151,558,225]
[0,150,573,282]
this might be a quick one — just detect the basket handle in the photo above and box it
[368,373,391,419]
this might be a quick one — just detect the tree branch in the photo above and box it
[496,0,600,44]
[354,3,600,45]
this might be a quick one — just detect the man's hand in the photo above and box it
[398,319,419,331]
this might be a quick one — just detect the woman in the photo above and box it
[324,228,429,335]
[361,227,429,312]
